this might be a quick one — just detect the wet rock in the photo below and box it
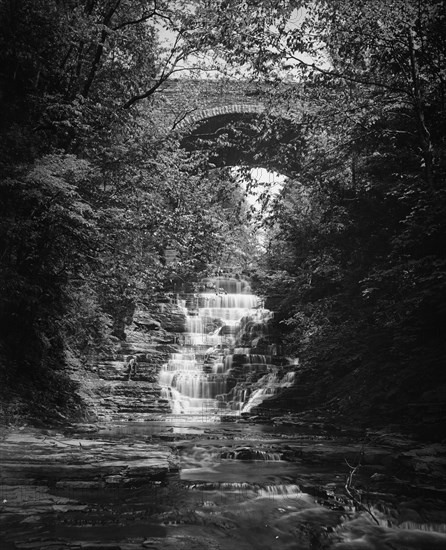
[0,427,180,521]
[362,448,394,467]
[78,545,121,550]
[398,444,446,478]
[64,424,99,435]
[370,472,388,482]
[219,446,282,461]
[281,448,303,461]
[139,302,187,333]
[133,311,162,331]
[53,504,89,513]
[55,481,103,490]
[104,475,124,485]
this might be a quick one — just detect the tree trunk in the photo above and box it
[407,28,435,190]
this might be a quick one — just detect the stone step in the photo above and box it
[106,413,170,421]
[116,405,170,413]
[106,383,162,392]
[95,395,171,416]
[97,361,165,371]
[97,364,161,372]
[99,356,167,365]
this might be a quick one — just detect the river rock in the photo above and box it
[0,428,179,495]
[133,311,162,331]
[398,444,446,476]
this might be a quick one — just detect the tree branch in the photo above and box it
[113,0,176,31]
[287,53,410,96]
[344,458,380,526]
[170,107,200,132]
[82,0,121,98]
[121,33,193,109]
[122,77,168,109]
[113,10,156,31]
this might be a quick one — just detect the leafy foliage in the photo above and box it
[0,0,264,421]
[0,0,445,431]
[251,0,446,426]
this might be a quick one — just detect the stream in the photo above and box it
[1,420,446,550]
[1,275,445,549]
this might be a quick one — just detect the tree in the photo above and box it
[0,154,104,419]
[250,0,446,424]
[1,0,276,420]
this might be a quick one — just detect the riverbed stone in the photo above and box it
[0,429,179,498]
[2,424,446,550]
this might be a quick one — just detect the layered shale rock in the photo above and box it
[87,278,301,421]
[89,299,188,421]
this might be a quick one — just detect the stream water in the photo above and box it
[1,420,446,550]
[1,275,445,549]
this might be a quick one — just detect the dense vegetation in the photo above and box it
[249,1,446,431]
[0,0,444,431]
[0,0,260,421]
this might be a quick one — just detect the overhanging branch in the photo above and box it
[287,54,410,96]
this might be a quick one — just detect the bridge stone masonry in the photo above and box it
[150,77,301,132]
[146,77,306,174]
[154,78,263,128]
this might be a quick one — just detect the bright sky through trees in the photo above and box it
[155,5,315,80]
[231,166,286,248]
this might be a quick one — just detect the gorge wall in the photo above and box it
[85,275,300,422]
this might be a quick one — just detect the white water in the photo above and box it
[159,276,293,416]
[242,371,296,413]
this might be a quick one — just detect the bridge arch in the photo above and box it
[153,79,304,174]
[179,103,265,129]
[180,108,304,176]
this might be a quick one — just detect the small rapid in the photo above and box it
[3,420,444,550]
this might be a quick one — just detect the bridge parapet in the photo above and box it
[150,79,264,129]
[147,78,302,133]
[180,103,264,128]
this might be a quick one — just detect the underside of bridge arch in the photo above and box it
[180,112,305,176]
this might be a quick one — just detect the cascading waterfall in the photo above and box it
[159,274,297,418]
[241,371,296,413]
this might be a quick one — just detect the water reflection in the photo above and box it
[8,421,441,550]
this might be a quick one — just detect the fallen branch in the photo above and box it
[344,458,380,526]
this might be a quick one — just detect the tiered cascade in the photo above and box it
[159,275,296,417]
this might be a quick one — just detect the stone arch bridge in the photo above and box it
[152,78,303,173]
[153,78,300,130]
